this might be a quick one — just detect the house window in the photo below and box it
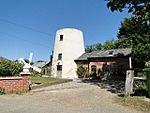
[91,65,97,73]
[57,65,62,71]
[58,53,62,60]
[105,51,113,56]
[60,35,63,41]
[108,51,113,55]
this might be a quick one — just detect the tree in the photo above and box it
[118,16,149,39]
[102,39,116,50]
[115,16,150,68]
[85,40,116,53]
[0,57,23,76]
[95,43,102,50]
[85,45,96,53]
[106,0,150,68]
[106,0,150,23]
[76,66,90,78]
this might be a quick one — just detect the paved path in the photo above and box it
[0,80,144,113]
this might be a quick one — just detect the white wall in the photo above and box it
[51,28,85,79]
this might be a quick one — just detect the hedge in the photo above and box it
[0,57,23,76]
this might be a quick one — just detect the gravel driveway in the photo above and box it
[0,80,144,113]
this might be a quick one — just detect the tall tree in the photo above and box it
[85,43,102,53]
[95,43,102,50]
[85,45,96,53]
[106,0,150,23]
[106,0,150,68]
[102,39,116,50]
[116,16,150,68]
[85,39,116,53]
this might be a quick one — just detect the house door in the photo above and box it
[57,65,62,77]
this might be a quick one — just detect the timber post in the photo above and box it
[125,70,134,96]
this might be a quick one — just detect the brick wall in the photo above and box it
[88,57,129,73]
[0,75,29,93]
[76,57,130,80]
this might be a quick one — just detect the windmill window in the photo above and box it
[57,65,62,71]
[58,53,62,60]
[60,35,63,41]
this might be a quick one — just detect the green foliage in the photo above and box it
[145,61,150,68]
[116,16,150,68]
[95,43,102,50]
[105,0,150,68]
[85,45,97,53]
[76,66,90,78]
[85,17,149,69]
[134,80,147,91]
[102,39,116,50]
[85,39,116,53]
[0,57,23,76]
[0,87,5,95]
[85,43,102,53]
[106,0,150,23]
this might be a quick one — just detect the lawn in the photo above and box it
[115,96,150,112]
[30,76,72,89]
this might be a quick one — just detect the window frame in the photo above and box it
[58,53,62,60]
[60,35,63,41]
[91,65,97,73]
[57,65,62,71]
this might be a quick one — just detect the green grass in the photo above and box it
[30,76,72,89]
[115,96,150,112]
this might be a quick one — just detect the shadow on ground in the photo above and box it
[79,79,125,94]
[79,79,148,97]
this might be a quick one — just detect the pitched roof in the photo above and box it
[75,53,91,61]
[75,48,131,61]
[32,61,47,68]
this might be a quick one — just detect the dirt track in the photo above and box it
[0,81,144,113]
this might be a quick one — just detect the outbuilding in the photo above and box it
[74,48,132,80]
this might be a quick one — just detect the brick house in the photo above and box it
[74,48,132,80]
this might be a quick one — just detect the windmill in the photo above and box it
[18,53,41,73]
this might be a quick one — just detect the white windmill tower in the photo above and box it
[51,28,85,79]
[18,53,41,73]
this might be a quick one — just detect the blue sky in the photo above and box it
[0,0,130,61]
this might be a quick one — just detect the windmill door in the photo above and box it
[57,65,62,77]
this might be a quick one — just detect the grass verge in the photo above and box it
[115,96,150,112]
[30,76,72,89]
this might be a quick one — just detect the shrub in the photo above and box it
[0,57,23,76]
[145,61,150,68]
[134,80,147,91]
[90,71,97,79]
[76,66,90,78]
[0,87,5,95]
[133,80,147,96]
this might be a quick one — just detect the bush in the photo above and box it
[133,80,147,96]
[134,80,147,90]
[0,57,23,76]
[0,87,5,95]
[133,70,147,96]
[76,66,90,78]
